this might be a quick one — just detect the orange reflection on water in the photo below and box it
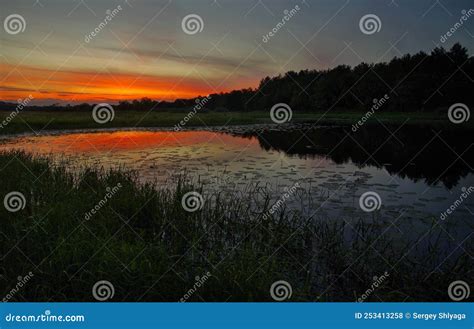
[0,130,259,155]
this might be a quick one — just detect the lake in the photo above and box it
[1,124,473,246]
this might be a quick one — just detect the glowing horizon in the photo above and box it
[0,63,254,104]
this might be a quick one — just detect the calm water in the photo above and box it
[1,124,473,243]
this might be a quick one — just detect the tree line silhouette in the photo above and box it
[0,43,472,113]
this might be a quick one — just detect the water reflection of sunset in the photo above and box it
[0,131,259,154]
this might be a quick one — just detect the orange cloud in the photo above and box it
[0,63,229,103]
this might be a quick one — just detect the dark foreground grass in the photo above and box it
[1,152,471,302]
[0,110,467,135]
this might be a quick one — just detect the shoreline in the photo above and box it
[0,110,471,136]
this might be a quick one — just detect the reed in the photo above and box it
[1,152,471,301]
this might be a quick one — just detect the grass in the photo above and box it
[1,151,471,302]
[0,110,468,135]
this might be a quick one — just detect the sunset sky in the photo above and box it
[1,0,472,105]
